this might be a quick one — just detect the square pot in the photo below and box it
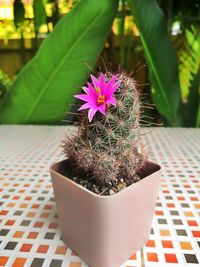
[50,160,161,267]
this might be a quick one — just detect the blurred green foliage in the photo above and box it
[0,0,199,126]
[0,70,10,105]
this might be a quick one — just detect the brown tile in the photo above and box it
[185,254,198,264]
[5,242,17,250]
[49,260,62,267]
[30,258,44,267]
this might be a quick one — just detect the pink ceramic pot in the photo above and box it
[50,160,161,267]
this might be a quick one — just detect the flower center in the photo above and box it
[97,95,105,105]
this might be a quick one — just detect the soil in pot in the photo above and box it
[58,159,159,196]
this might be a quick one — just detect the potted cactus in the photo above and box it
[50,71,161,267]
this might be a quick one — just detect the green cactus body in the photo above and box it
[64,72,145,188]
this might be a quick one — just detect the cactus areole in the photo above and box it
[63,71,148,195]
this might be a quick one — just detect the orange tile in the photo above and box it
[188,220,198,227]
[165,254,178,263]
[195,204,200,209]
[20,243,33,252]
[155,210,164,216]
[146,240,155,247]
[32,204,39,209]
[27,232,38,239]
[34,222,44,228]
[7,203,15,207]
[40,213,49,218]
[160,230,170,236]
[167,203,175,208]
[18,190,25,193]
[162,240,173,248]
[27,212,36,218]
[0,256,9,266]
[163,190,169,193]
[69,263,81,267]
[37,245,49,253]
[178,196,185,200]
[49,223,58,229]
[5,220,15,226]
[13,196,20,200]
[12,258,26,267]
[184,211,194,217]
[45,205,53,210]
[190,197,198,201]
[20,203,28,208]
[55,246,67,255]
[180,241,192,250]
[129,253,136,260]
[25,196,32,200]
[0,210,8,215]
[13,231,24,238]
[192,230,200,237]
[147,253,158,262]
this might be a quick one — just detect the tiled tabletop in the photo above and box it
[0,126,199,267]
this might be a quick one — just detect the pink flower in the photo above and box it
[74,73,120,122]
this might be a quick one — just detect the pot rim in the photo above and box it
[50,159,161,199]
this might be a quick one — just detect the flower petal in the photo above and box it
[78,103,92,111]
[82,86,88,93]
[98,103,106,115]
[87,82,98,98]
[74,94,92,102]
[91,74,100,89]
[88,108,98,122]
[114,81,120,89]
[107,96,116,106]
[106,82,120,99]
[99,73,106,95]
[106,75,116,90]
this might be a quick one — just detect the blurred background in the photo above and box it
[0,0,199,126]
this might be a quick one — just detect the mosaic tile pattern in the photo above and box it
[0,126,199,267]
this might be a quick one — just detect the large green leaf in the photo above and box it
[196,105,200,128]
[127,0,181,125]
[185,68,200,127]
[0,0,118,124]
[0,70,11,106]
